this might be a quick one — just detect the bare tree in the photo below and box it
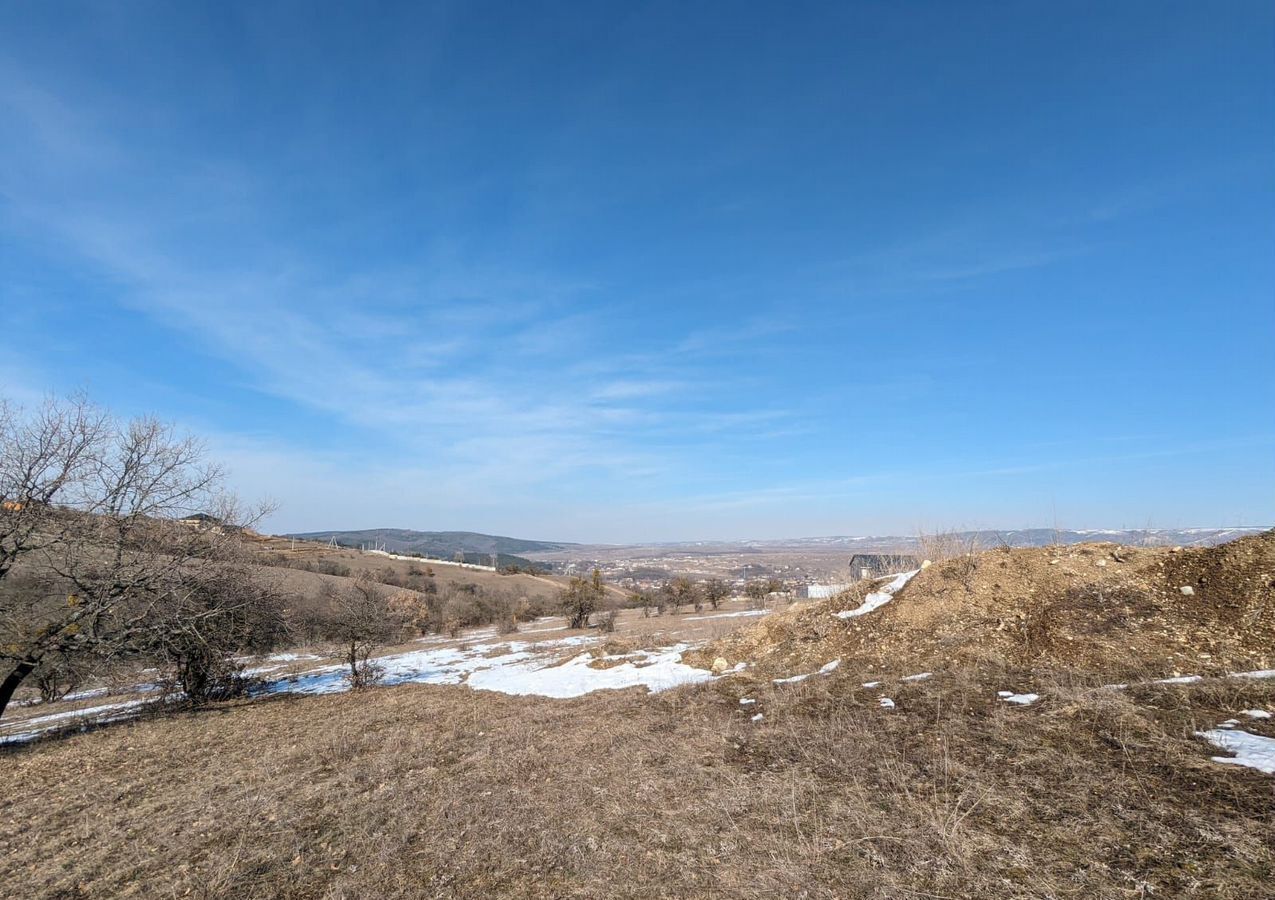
[703,578,730,611]
[670,576,697,613]
[0,395,268,719]
[0,394,110,584]
[323,574,397,688]
[745,580,769,609]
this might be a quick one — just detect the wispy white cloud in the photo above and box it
[0,72,799,518]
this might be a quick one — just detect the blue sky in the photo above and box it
[1,2,1272,541]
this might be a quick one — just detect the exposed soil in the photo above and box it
[693,532,1275,682]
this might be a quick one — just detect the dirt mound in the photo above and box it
[693,532,1275,681]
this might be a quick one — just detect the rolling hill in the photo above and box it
[284,528,574,567]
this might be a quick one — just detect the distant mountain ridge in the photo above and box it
[649,527,1270,552]
[285,528,574,562]
[283,526,1268,560]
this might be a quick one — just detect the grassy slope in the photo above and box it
[3,667,1273,899]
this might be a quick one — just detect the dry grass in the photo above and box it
[4,535,1273,898]
[3,662,1273,899]
[694,534,1275,682]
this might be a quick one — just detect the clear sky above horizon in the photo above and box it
[2,2,1272,542]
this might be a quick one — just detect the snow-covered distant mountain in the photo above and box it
[708,527,1269,552]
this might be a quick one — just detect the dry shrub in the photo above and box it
[596,609,618,633]
[917,528,983,589]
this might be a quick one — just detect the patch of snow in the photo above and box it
[0,730,43,745]
[750,713,764,722]
[772,659,841,686]
[772,673,809,685]
[862,681,881,689]
[2,698,152,731]
[466,643,711,699]
[1155,675,1203,685]
[999,693,1039,706]
[878,697,895,709]
[1196,728,1275,775]
[413,634,457,645]
[0,698,157,744]
[739,698,756,706]
[682,609,771,622]
[62,687,110,703]
[1234,669,1275,680]
[1218,719,1240,729]
[997,690,1013,698]
[1240,709,1272,719]
[261,636,593,697]
[901,672,932,682]
[833,569,918,620]
[241,663,286,676]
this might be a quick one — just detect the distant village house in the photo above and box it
[848,553,919,581]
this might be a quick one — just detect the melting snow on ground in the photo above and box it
[466,643,712,698]
[264,635,600,697]
[772,673,809,685]
[772,658,842,685]
[2,634,718,743]
[878,697,895,709]
[1196,728,1275,775]
[833,569,918,620]
[682,609,771,622]
[901,672,932,682]
[0,698,157,745]
[997,691,1039,705]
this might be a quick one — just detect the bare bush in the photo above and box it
[148,565,287,703]
[596,609,618,633]
[560,569,605,629]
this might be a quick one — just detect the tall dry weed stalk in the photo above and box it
[917,529,983,590]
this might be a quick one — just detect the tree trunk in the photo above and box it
[0,659,38,721]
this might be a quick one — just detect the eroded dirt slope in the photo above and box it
[694,532,1275,681]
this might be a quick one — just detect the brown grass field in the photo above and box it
[3,535,1273,899]
[3,660,1274,898]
